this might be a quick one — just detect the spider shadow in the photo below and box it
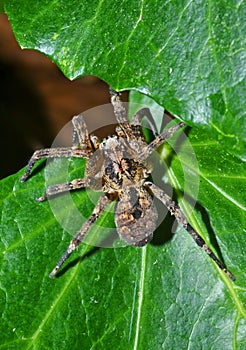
[29,160,48,179]
[54,229,121,278]
[149,124,191,245]
[151,190,227,267]
[25,157,73,184]
[150,123,226,264]
[54,246,100,278]
[162,125,192,169]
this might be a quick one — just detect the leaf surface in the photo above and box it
[4,0,246,159]
[0,93,246,349]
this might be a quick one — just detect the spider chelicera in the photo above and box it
[20,87,235,281]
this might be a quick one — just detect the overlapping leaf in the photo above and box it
[4,0,246,159]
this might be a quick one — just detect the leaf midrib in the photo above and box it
[133,246,147,350]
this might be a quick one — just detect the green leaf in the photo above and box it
[0,92,246,349]
[4,0,246,160]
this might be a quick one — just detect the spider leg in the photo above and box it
[90,134,100,150]
[36,178,90,202]
[20,147,90,182]
[145,182,235,281]
[136,121,185,161]
[21,114,93,182]
[131,107,159,139]
[109,87,128,124]
[109,88,135,139]
[49,193,111,278]
[72,114,94,151]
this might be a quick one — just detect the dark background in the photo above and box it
[0,13,124,179]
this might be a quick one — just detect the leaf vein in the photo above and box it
[133,246,147,350]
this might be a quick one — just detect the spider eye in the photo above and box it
[132,208,142,219]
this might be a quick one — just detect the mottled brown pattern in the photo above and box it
[115,186,157,246]
[21,87,235,281]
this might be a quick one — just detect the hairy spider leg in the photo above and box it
[49,193,111,278]
[109,88,128,124]
[72,114,94,150]
[136,122,185,161]
[20,115,93,182]
[110,89,160,143]
[131,107,159,139]
[72,114,100,150]
[89,134,100,150]
[35,115,100,201]
[145,182,235,281]
[109,88,137,140]
[36,178,91,202]
[20,148,89,183]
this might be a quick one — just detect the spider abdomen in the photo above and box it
[115,186,158,246]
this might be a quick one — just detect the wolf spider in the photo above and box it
[21,88,235,281]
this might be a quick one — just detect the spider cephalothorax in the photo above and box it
[21,87,235,281]
[95,135,151,192]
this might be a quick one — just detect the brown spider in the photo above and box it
[20,88,235,281]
